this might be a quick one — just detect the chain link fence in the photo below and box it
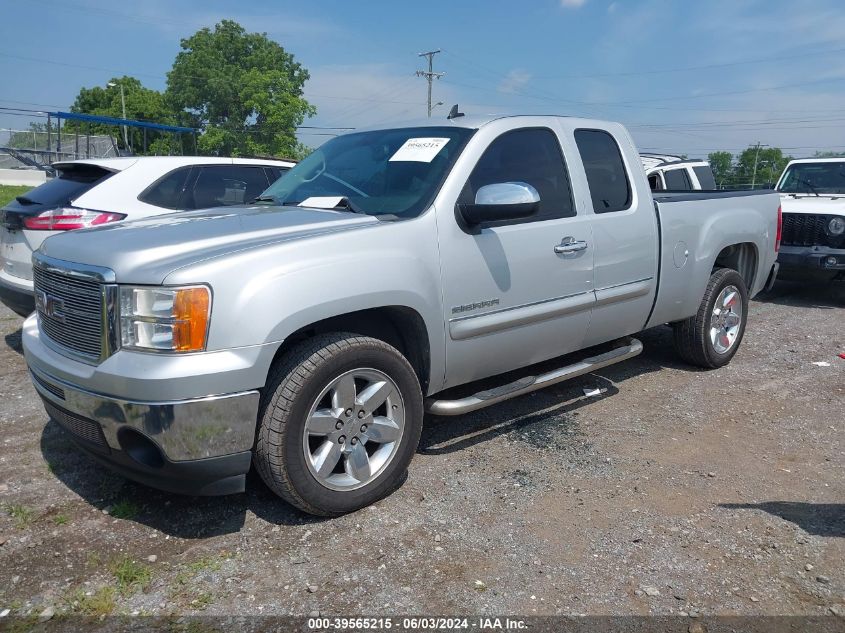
[0,128,119,169]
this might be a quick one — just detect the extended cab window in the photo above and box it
[574,129,631,213]
[664,168,692,190]
[460,128,575,222]
[187,165,271,209]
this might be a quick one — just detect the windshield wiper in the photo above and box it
[252,194,282,204]
[796,178,820,197]
[333,197,365,214]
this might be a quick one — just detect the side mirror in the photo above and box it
[458,182,540,226]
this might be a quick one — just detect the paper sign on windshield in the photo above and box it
[298,196,344,209]
[389,138,450,163]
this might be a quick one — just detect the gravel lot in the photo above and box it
[0,280,843,620]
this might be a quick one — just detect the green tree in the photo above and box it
[707,151,734,188]
[68,76,181,154]
[166,20,315,159]
[813,150,845,158]
[733,146,792,188]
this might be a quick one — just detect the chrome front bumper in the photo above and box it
[29,365,259,461]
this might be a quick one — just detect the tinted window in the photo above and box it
[648,174,663,191]
[574,129,631,213]
[138,166,192,210]
[777,162,845,194]
[664,168,692,190]
[187,165,270,210]
[693,165,716,189]
[460,128,574,222]
[7,164,112,210]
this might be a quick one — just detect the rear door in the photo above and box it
[437,126,595,388]
[573,128,658,347]
[183,165,272,209]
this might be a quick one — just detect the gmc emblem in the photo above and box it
[35,290,67,323]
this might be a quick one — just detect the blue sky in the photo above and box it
[2,0,845,158]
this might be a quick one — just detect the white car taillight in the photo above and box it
[22,207,126,231]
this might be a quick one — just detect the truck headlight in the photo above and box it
[828,216,845,236]
[118,286,211,352]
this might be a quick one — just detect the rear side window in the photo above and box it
[460,127,575,223]
[138,166,192,210]
[11,164,113,209]
[648,174,663,191]
[693,165,717,189]
[574,129,631,213]
[664,168,692,190]
[186,165,270,210]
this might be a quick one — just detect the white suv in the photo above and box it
[640,153,717,191]
[0,156,294,315]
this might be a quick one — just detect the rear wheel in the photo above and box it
[254,333,423,516]
[672,268,749,369]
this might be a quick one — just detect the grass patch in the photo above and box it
[186,556,224,574]
[189,591,214,610]
[110,500,139,520]
[53,514,69,526]
[0,185,31,207]
[3,503,35,529]
[64,586,116,616]
[110,556,151,595]
[86,551,102,568]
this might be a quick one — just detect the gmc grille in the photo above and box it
[33,265,104,360]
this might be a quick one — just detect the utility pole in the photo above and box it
[108,81,130,153]
[751,141,768,189]
[415,50,444,117]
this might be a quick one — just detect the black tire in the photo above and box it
[672,268,749,369]
[254,332,423,516]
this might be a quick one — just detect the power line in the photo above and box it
[415,50,444,118]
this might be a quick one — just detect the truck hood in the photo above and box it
[37,204,379,284]
[778,193,845,215]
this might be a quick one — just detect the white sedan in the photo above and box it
[0,155,294,315]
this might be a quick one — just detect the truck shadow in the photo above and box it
[39,421,328,538]
[719,502,845,537]
[38,325,696,538]
[419,325,698,454]
[4,327,23,356]
[755,279,845,309]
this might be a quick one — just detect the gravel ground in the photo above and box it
[0,279,843,620]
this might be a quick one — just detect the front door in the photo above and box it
[436,126,595,389]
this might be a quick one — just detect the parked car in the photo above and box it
[22,114,780,516]
[774,157,845,281]
[0,156,295,316]
[641,153,717,191]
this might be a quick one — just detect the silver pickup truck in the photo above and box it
[22,114,780,516]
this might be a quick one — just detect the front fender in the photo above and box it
[164,213,447,393]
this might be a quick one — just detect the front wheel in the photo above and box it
[254,333,423,516]
[672,268,749,369]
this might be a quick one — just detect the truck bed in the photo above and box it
[646,189,780,328]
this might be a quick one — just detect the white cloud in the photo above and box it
[498,70,533,94]
[560,0,587,7]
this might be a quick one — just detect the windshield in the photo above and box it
[777,162,845,194]
[261,126,474,217]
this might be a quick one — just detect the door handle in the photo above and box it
[554,237,588,254]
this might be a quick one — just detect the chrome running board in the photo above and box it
[425,338,643,416]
